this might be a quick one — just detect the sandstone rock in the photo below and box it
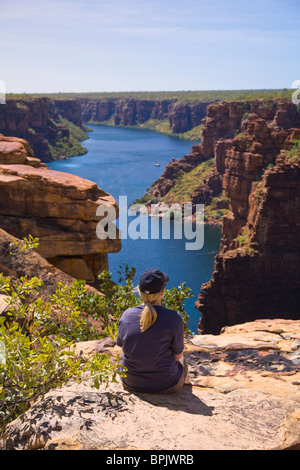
[46,257,95,283]
[197,100,300,333]
[148,100,258,204]
[80,97,178,128]
[0,134,46,168]
[168,101,209,133]
[0,163,121,282]
[0,140,28,165]
[190,169,222,206]
[0,98,85,162]
[0,295,12,315]
[2,319,300,450]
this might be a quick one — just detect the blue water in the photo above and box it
[48,125,221,333]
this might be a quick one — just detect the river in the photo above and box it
[48,124,221,333]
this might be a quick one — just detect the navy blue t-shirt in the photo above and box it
[116,304,184,393]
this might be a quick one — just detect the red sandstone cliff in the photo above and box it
[0,135,121,283]
[195,100,300,334]
[79,97,210,134]
[142,98,300,333]
[0,98,86,162]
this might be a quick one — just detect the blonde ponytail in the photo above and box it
[138,288,162,332]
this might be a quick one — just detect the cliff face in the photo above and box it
[80,97,174,125]
[0,98,86,162]
[145,100,253,211]
[80,97,210,134]
[148,100,292,202]
[167,101,210,133]
[196,100,300,334]
[0,136,121,282]
[142,98,300,333]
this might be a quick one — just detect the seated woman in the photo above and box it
[117,268,188,393]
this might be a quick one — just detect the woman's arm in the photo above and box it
[174,351,183,361]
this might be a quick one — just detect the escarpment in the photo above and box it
[80,97,210,134]
[0,135,121,283]
[0,98,87,162]
[195,100,300,334]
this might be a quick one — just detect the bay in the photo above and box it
[48,125,221,333]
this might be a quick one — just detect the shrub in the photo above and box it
[285,140,300,163]
[0,240,193,431]
[0,243,123,431]
[236,228,250,246]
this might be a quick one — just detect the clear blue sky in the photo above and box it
[1,0,299,93]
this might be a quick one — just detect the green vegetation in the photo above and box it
[87,117,202,141]
[139,119,173,135]
[236,228,251,246]
[205,193,230,222]
[97,267,193,334]
[285,139,300,163]
[236,228,259,254]
[134,161,231,223]
[0,241,123,430]
[180,124,203,141]
[6,89,294,147]
[168,158,215,202]
[0,238,193,431]
[235,131,251,140]
[138,119,203,141]
[48,115,88,160]
[7,88,294,102]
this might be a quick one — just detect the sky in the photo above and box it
[0,0,300,93]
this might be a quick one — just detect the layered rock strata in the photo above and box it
[0,138,121,282]
[144,99,300,333]
[148,99,300,206]
[196,101,300,333]
[80,97,210,133]
[0,134,47,168]
[0,98,86,162]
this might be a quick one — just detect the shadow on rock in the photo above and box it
[128,385,214,416]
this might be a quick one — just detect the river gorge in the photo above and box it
[0,94,299,334]
[48,124,222,333]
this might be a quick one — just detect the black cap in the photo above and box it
[139,268,169,294]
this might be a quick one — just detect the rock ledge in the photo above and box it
[2,319,300,450]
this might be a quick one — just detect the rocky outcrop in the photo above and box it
[190,168,222,206]
[0,98,86,162]
[142,99,300,333]
[0,134,47,168]
[2,318,300,450]
[167,101,210,133]
[80,97,210,134]
[196,100,300,334]
[146,100,251,205]
[148,99,298,205]
[80,97,174,126]
[0,137,121,282]
[53,99,83,128]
